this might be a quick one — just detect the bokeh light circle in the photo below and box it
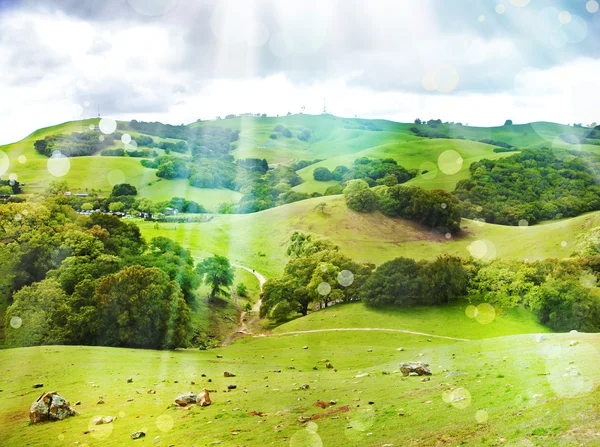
[156,414,174,432]
[88,415,113,439]
[438,150,463,175]
[468,239,496,261]
[121,134,132,144]
[465,305,477,319]
[587,1,599,13]
[418,161,438,180]
[478,15,485,23]
[495,4,506,14]
[18,155,27,164]
[434,66,459,93]
[579,272,597,289]
[476,409,489,423]
[518,219,529,228]
[449,387,472,409]
[10,316,22,329]
[317,282,331,296]
[475,303,496,324]
[510,0,530,6]
[47,151,70,177]
[337,270,354,287]
[290,427,322,447]
[558,11,572,24]
[99,118,117,135]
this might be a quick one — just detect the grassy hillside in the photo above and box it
[1,309,598,446]
[137,195,600,278]
[2,115,596,209]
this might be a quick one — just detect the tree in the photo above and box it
[313,167,333,181]
[316,202,327,214]
[504,119,513,125]
[359,258,422,306]
[0,185,12,195]
[81,202,94,211]
[414,118,422,125]
[236,283,248,298]
[93,265,190,348]
[4,279,68,347]
[111,183,137,196]
[108,202,124,212]
[45,180,69,196]
[196,255,234,302]
[346,188,377,213]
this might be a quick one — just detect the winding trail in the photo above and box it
[258,327,471,342]
[220,263,266,346]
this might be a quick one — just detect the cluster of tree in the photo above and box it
[291,159,324,171]
[0,179,22,195]
[260,232,374,321]
[261,231,600,332]
[344,180,462,234]
[157,140,188,153]
[0,201,196,348]
[313,158,416,185]
[34,132,115,157]
[101,148,158,157]
[297,129,311,142]
[360,256,470,306]
[455,149,600,225]
[273,124,293,138]
[342,119,382,131]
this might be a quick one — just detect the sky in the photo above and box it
[0,0,599,144]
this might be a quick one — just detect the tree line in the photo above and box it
[260,232,600,332]
[1,199,237,349]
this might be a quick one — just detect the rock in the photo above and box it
[273,369,281,373]
[420,377,431,382]
[368,401,375,405]
[201,374,206,377]
[303,346,308,350]
[93,416,104,425]
[127,377,133,383]
[312,366,318,370]
[326,363,333,369]
[75,401,81,406]
[227,384,237,390]
[175,393,197,406]
[354,373,369,378]
[301,384,310,390]
[569,340,578,346]
[130,431,145,440]
[196,389,211,407]
[397,347,405,351]
[399,362,432,377]
[104,416,116,423]
[216,355,223,358]
[33,383,44,389]
[314,401,330,409]
[97,399,105,404]
[223,372,236,377]
[297,416,311,423]
[367,349,372,352]
[147,390,156,394]
[29,391,77,424]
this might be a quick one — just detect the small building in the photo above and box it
[164,207,178,215]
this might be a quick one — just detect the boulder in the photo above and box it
[175,393,197,407]
[130,431,145,440]
[399,362,432,377]
[223,372,236,377]
[30,391,76,424]
[196,389,211,407]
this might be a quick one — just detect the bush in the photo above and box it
[313,167,333,181]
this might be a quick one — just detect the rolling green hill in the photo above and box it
[1,115,596,211]
[136,195,600,278]
[1,306,598,447]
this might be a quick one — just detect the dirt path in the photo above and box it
[259,327,471,342]
[220,264,266,346]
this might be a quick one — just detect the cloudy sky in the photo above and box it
[0,0,599,144]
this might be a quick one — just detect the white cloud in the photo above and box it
[0,1,598,145]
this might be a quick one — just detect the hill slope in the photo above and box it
[137,195,600,277]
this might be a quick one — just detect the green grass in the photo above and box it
[137,195,600,278]
[274,302,551,340]
[1,320,598,446]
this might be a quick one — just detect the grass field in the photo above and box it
[137,195,600,278]
[1,303,598,447]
